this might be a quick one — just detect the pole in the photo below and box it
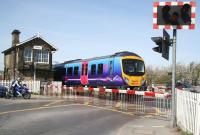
[13,49,16,80]
[172,29,177,127]
[33,62,36,93]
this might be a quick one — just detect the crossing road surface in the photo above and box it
[0,98,178,135]
[0,99,135,135]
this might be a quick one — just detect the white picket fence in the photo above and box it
[43,81,62,96]
[0,80,41,94]
[177,89,200,135]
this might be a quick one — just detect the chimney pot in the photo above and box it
[12,29,21,46]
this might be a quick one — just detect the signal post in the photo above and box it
[152,1,196,127]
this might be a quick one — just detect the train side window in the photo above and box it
[81,65,84,75]
[85,64,88,75]
[74,66,79,76]
[67,67,73,76]
[98,64,103,75]
[109,61,113,75]
[91,64,96,75]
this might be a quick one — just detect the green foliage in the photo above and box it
[181,130,193,135]
[146,62,200,86]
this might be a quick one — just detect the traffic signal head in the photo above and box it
[151,30,171,60]
[162,5,171,24]
[158,4,191,25]
[181,4,191,24]
[151,37,162,53]
[162,29,171,60]
[153,2,196,29]
[152,46,162,53]
[171,12,179,25]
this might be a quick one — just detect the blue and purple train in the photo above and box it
[53,51,146,90]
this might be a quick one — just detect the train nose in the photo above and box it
[124,76,142,86]
[130,79,140,86]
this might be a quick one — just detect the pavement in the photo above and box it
[117,117,180,135]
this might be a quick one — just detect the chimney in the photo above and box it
[11,29,21,46]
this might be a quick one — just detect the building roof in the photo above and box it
[2,34,57,53]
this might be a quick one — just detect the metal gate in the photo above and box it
[43,85,172,120]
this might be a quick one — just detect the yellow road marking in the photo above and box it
[152,125,165,128]
[43,100,64,107]
[155,107,169,115]
[0,103,135,116]
[84,101,90,105]
[84,104,134,116]
[115,101,122,108]
[0,104,80,116]
[130,125,144,128]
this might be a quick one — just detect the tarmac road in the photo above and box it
[0,97,179,135]
[0,98,135,135]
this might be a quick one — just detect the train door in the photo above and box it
[81,61,88,85]
[109,58,114,77]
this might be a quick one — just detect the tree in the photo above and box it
[146,62,200,86]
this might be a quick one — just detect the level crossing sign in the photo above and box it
[153,1,196,29]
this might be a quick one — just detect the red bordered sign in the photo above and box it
[153,1,196,29]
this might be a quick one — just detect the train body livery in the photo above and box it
[53,51,146,89]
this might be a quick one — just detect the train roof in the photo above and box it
[52,63,65,70]
[85,51,141,61]
[53,51,141,68]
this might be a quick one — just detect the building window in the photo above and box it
[98,64,103,75]
[24,48,32,62]
[35,50,49,63]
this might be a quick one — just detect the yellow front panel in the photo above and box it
[120,56,146,87]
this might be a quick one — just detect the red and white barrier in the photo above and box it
[43,84,171,98]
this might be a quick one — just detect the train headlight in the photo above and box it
[124,77,129,84]
[141,80,147,86]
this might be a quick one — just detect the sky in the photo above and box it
[0,0,199,70]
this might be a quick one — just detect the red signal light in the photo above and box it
[162,5,171,24]
[153,2,196,29]
[171,12,179,25]
[181,4,191,24]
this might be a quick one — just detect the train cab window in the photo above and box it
[91,64,96,75]
[122,59,145,76]
[67,67,73,76]
[74,66,79,76]
[98,64,103,75]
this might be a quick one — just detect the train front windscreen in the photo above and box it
[122,59,145,76]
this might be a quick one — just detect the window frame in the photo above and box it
[67,67,73,76]
[35,50,49,64]
[74,66,79,76]
[91,64,96,75]
[109,61,113,75]
[24,48,32,62]
[97,63,103,75]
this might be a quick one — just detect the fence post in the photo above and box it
[196,94,200,135]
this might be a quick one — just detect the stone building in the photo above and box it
[2,30,57,81]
